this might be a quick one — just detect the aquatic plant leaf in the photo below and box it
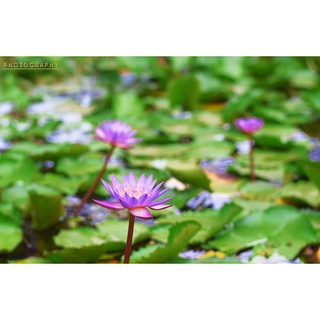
[10,141,89,160]
[56,156,103,176]
[0,202,23,225]
[130,221,201,263]
[112,91,145,119]
[34,173,87,195]
[167,161,211,190]
[54,226,106,249]
[44,245,108,263]
[281,182,320,207]
[183,141,235,161]
[115,56,158,73]
[0,152,38,188]
[96,218,150,252]
[28,184,64,231]
[221,89,264,122]
[303,162,320,190]
[169,255,242,264]
[240,181,280,200]
[232,198,275,212]
[9,257,52,264]
[156,204,241,244]
[128,144,189,158]
[164,187,202,209]
[302,210,320,239]
[0,214,23,253]
[149,224,171,244]
[168,76,200,110]
[208,205,318,260]
[2,185,30,214]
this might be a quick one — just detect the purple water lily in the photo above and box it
[94,120,141,149]
[93,172,172,219]
[234,117,264,134]
[94,172,172,263]
[234,116,264,182]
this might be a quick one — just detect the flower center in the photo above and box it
[117,185,150,199]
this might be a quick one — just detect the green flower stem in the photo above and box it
[248,133,256,182]
[73,145,116,217]
[124,213,135,264]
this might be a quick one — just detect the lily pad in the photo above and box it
[130,221,201,263]
[0,214,23,253]
[168,76,200,110]
[28,184,65,231]
[156,204,241,244]
[56,156,103,176]
[240,181,280,200]
[54,226,106,249]
[1,185,30,214]
[167,160,211,190]
[96,218,150,252]
[303,162,320,190]
[44,245,108,263]
[281,181,320,207]
[208,205,318,260]
[0,152,39,188]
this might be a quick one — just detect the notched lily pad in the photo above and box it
[130,221,201,263]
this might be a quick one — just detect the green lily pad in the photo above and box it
[303,162,320,190]
[232,197,275,212]
[0,214,23,253]
[10,141,89,160]
[34,173,87,195]
[0,202,23,225]
[96,218,150,252]
[240,181,280,200]
[112,91,145,120]
[28,184,65,231]
[56,156,103,176]
[44,245,108,263]
[281,181,320,207]
[183,141,235,161]
[2,185,30,214]
[130,221,201,263]
[167,160,211,190]
[208,205,318,260]
[156,204,241,244]
[164,187,202,209]
[54,226,106,248]
[168,76,200,110]
[302,210,320,239]
[9,257,52,264]
[0,152,39,188]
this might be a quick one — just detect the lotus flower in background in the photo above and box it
[234,117,264,134]
[93,172,172,219]
[234,116,264,182]
[94,120,141,149]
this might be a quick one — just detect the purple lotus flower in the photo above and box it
[93,172,172,219]
[234,117,264,134]
[94,120,141,149]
